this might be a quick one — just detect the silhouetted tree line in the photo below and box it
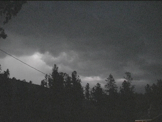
[0,64,162,122]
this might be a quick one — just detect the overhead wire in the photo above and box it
[0,48,48,76]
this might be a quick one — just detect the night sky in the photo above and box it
[0,1,162,92]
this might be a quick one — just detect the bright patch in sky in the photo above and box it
[81,76,102,82]
[0,52,52,84]
[32,52,42,60]
[116,78,126,83]
[80,75,105,87]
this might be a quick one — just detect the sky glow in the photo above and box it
[0,1,162,92]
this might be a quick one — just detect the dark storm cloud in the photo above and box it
[0,1,162,89]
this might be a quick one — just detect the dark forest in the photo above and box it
[0,64,162,122]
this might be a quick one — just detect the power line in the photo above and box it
[0,48,48,76]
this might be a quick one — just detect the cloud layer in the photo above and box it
[0,1,162,92]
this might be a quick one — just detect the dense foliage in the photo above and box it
[0,1,26,39]
[0,64,162,121]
